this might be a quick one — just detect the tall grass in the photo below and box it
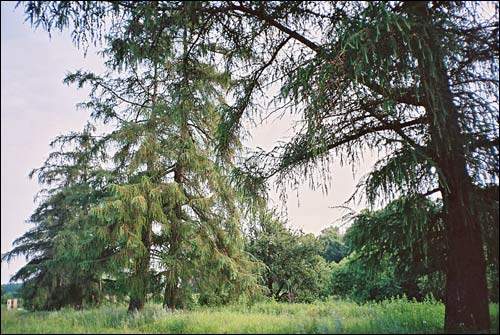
[1,299,498,334]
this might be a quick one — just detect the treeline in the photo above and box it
[1,283,22,306]
[248,194,498,305]
[4,189,498,311]
[1,283,21,296]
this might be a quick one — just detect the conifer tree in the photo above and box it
[61,6,260,311]
[2,124,113,309]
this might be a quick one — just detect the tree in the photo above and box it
[17,1,499,331]
[328,253,406,303]
[52,4,258,311]
[207,3,498,332]
[318,226,349,263]
[2,124,113,310]
[344,195,447,302]
[246,209,328,303]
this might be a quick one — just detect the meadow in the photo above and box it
[1,298,499,334]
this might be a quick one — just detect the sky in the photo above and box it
[1,2,377,284]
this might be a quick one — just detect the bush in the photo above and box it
[327,254,404,303]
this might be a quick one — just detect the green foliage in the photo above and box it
[1,293,17,305]
[344,195,446,300]
[325,191,497,306]
[246,209,329,303]
[332,195,446,303]
[1,284,21,296]
[318,226,349,263]
[327,253,403,303]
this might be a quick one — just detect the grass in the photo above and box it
[1,298,498,334]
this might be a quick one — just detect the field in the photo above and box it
[1,299,499,334]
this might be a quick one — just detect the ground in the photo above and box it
[1,299,499,334]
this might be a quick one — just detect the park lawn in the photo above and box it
[1,299,498,334]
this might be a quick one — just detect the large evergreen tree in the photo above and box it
[206,3,498,332]
[59,7,259,311]
[2,124,113,309]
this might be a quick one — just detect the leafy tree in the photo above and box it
[1,284,23,306]
[328,253,404,303]
[343,195,446,302]
[1,283,21,295]
[318,226,349,263]
[246,209,328,303]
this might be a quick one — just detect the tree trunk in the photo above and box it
[70,284,83,310]
[442,174,490,333]
[415,7,491,330]
[128,297,144,312]
[163,164,183,311]
[164,27,190,311]
[433,106,490,333]
[163,226,180,311]
[128,217,152,312]
[128,264,147,312]
[129,70,158,313]
[266,276,275,298]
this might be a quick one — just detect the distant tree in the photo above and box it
[1,283,22,295]
[343,195,446,301]
[1,284,23,306]
[318,226,349,263]
[327,253,403,302]
[1,125,113,310]
[246,209,328,303]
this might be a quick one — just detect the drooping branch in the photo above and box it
[268,116,427,179]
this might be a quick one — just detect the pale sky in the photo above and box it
[1,2,376,284]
